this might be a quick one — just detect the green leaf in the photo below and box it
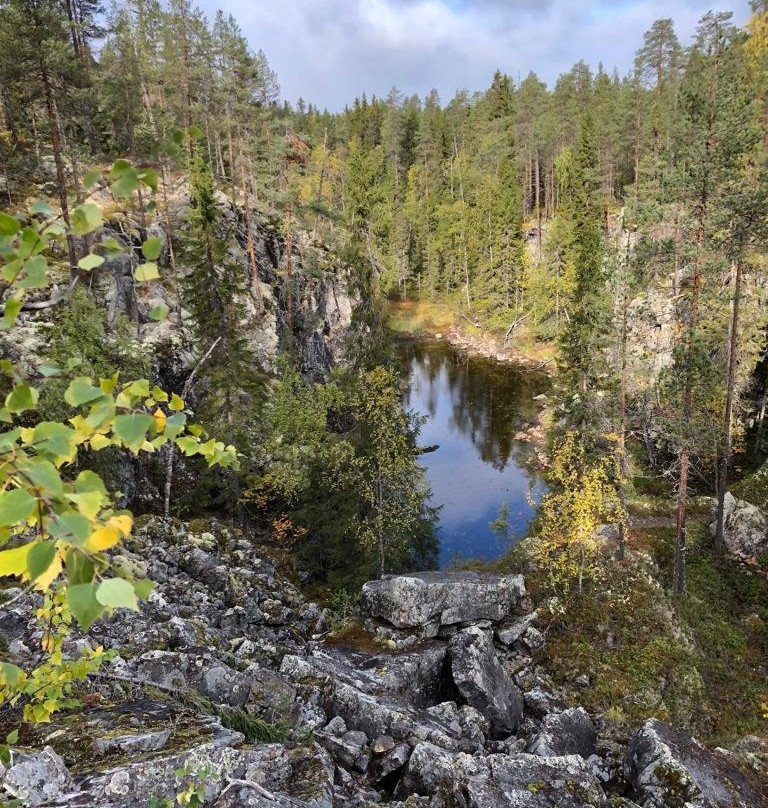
[149,304,169,321]
[96,577,138,611]
[101,237,123,253]
[19,255,48,289]
[110,168,140,199]
[138,167,158,192]
[113,413,153,451]
[175,435,200,456]
[134,262,159,282]
[67,583,104,630]
[0,663,22,687]
[22,459,64,497]
[83,169,101,189]
[0,212,19,237]
[38,363,62,378]
[187,125,204,141]
[5,383,39,414]
[50,512,91,546]
[169,393,185,412]
[31,422,76,461]
[110,159,132,177]
[64,377,104,407]
[71,203,103,236]
[78,253,105,271]
[133,579,156,600]
[74,470,108,497]
[27,542,56,581]
[6,729,19,745]
[0,488,36,526]
[164,412,186,439]
[30,201,54,216]
[2,258,22,283]
[141,237,163,261]
[0,297,22,330]
[66,548,94,585]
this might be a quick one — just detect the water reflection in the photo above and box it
[398,340,548,567]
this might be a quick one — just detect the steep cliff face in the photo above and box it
[80,179,358,384]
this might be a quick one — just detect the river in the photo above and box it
[398,340,549,567]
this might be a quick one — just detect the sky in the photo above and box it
[199,0,752,111]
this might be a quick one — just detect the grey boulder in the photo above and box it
[396,741,486,796]
[448,626,523,739]
[136,651,252,707]
[1,746,73,807]
[361,571,526,631]
[712,493,768,564]
[467,753,607,808]
[528,707,596,759]
[625,718,765,808]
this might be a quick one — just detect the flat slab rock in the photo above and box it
[361,571,526,630]
[625,718,766,808]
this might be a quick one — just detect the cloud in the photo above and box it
[199,0,751,110]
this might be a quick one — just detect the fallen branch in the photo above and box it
[218,779,277,802]
[459,312,481,328]
[502,314,529,346]
[2,278,78,314]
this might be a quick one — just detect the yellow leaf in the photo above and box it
[169,393,185,411]
[33,549,63,591]
[86,524,121,552]
[89,434,112,451]
[153,407,167,431]
[0,543,31,577]
[108,514,133,536]
[70,415,95,439]
[99,374,119,394]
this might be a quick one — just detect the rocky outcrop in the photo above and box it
[361,571,526,634]
[1,523,764,808]
[711,493,768,564]
[625,718,765,808]
[467,753,608,808]
[448,627,523,739]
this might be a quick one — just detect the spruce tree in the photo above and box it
[181,144,257,420]
[556,112,611,440]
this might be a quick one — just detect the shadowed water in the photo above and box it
[398,340,548,567]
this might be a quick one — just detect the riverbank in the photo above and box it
[388,298,556,372]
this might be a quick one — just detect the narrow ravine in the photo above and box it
[397,339,549,566]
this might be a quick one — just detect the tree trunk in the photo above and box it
[41,65,77,276]
[714,255,743,548]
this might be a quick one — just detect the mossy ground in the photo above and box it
[467,505,768,745]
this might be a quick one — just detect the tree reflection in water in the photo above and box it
[398,340,549,566]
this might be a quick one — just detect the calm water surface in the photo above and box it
[398,340,548,567]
